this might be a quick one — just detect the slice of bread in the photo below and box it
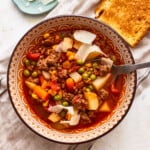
[95,0,150,47]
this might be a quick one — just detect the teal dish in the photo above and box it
[12,0,58,15]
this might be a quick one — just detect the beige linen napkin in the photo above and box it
[0,0,150,150]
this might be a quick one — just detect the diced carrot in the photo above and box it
[62,60,71,69]
[66,51,75,60]
[25,81,36,90]
[39,75,45,84]
[41,80,48,89]
[33,86,49,101]
[66,78,74,91]
[66,112,72,120]
[25,81,49,101]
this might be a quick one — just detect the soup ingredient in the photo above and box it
[23,69,30,77]
[48,112,61,123]
[60,110,80,126]
[110,83,120,94]
[92,73,111,90]
[90,74,97,80]
[26,52,40,61]
[99,101,110,112]
[66,78,75,91]
[31,71,38,78]
[73,30,96,44]
[62,37,73,52]
[75,44,106,62]
[25,81,49,101]
[42,71,51,80]
[69,72,82,83]
[84,92,99,110]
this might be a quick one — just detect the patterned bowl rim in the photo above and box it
[7,15,137,144]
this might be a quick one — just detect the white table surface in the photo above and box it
[1,1,150,150]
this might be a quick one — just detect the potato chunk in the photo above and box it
[99,101,110,112]
[48,112,61,123]
[92,73,111,91]
[84,92,99,110]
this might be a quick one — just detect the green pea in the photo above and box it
[85,87,91,92]
[82,72,89,80]
[23,69,30,77]
[32,71,38,78]
[92,62,98,68]
[88,85,94,91]
[59,110,66,117]
[54,94,62,101]
[24,58,30,66]
[90,74,97,80]
[78,67,85,74]
[76,59,84,65]
[62,101,69,106]
[31,61,36,66]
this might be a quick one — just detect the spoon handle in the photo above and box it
[119,62,150,74]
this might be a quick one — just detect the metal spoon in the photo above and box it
[111,62,150,78]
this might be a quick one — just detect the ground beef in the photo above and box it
[98,65,111,76]
[97,89,109,102]
[71,94,88,110]
[62,92,74,101]
[42,35,61,46]
[58,69,68,79]
[37,52,60,70]
[27,77,40,84]
[37,58,49,70]
[80,111,91,124]
[74,81,84,93]
[88,110,97,118]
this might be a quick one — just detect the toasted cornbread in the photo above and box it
[95,0,150,47]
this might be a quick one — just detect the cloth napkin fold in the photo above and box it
[0,0,150,150]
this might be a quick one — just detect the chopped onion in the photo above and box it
[69,72,82,82]
[42,71,50,80]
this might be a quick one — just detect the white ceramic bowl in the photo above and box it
[8,15,137,144]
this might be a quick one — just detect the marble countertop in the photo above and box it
[0,1,150,150]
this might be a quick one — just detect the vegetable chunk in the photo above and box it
[48,113,61,123]
[92,73,111,91]
[84,92,99,110]
[99,101,110,112]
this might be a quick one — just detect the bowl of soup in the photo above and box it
[8,15,136,144]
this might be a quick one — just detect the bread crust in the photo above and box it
[95,0,150,47]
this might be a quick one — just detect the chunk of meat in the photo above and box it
[58,69,68,79]
[42,35,61,46]
[62,92,74,101]
[80,111,91,124]
[72,94,88,110]
[97,88,109,102]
